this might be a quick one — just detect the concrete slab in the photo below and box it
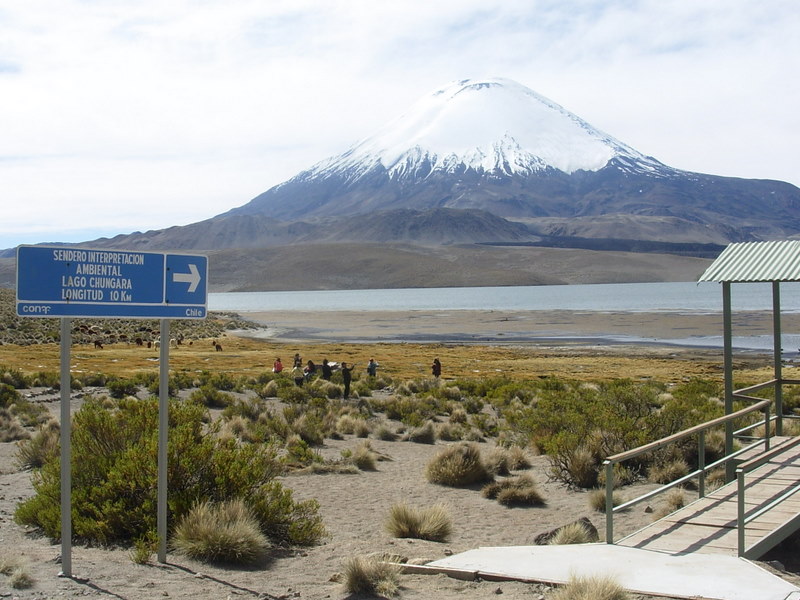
[426,544,800,600]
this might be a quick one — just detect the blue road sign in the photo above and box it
[16,246,208,319]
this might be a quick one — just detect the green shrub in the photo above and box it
[14,397,324,547]
[384,502,451,542]
[0,383,20,408]
[425,442,492,487]
[0,366,30,389]
[189,384,234,408]
[106,379,139,399]
[172,499,268,564]
[129,532,156,564]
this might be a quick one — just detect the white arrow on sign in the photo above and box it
[172,263,201,293]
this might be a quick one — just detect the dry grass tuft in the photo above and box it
[405,421,436,444]
[384,502,452,542]
[352,441,378,471]
[425,442,492,487]
[648,458,689,484]
[548,521,599,545]
[552,574,631,600]
[342,554,402,597]
[15,419,60,470]
[0,554,34,589]
[588,488,624,513]
[506,445,532,470]
[172,499,269,565]
[482,474,545,507]
[652,487,687,521]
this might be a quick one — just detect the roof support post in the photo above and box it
[772,281,783,436]
[723,281,735,483]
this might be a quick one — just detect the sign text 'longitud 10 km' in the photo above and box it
[16,246,208,319]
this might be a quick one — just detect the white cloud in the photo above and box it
[1,0,799,249]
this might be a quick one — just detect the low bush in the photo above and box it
[189,384,234,409]
[425,442,492,487]
[342,555,402,597]
[14,397,325,547]
[0,383,20,408]
[172,499,269,564]
[0,366,30,389]
[384,502,452,542]
[106,378,139,399]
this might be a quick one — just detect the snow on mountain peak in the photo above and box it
[314,77,656,181]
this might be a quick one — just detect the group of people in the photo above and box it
[270,353,442,395]
[271,353,383,399]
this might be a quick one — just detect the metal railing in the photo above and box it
[603,399,772,544]
[736,435,800,557]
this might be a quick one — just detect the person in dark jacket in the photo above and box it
[341,361,355,399]
[431,357,441,378]
[321,358,332,380]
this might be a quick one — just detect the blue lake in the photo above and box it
[209,281,800,314]
[209,281,800,353]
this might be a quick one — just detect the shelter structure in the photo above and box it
[698,240,800,475]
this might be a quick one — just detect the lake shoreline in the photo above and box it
[232,308,800,355]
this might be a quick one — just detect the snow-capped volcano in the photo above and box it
[318,77,663,180]
[225,77,800,244]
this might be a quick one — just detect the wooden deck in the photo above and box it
[618,439,800,558]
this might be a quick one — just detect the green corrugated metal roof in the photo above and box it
[698,240,800,283]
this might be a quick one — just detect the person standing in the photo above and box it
[304,359,317,382]
[341,361,355,399]
[293,353,302,368]
[273,357,283,373]
[366,358,379,377]
[291,363,304,387]
[321,358,332,380]
[431,358,441,378]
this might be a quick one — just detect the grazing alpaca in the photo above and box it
[215,343,223,352]
[93,340,103,349]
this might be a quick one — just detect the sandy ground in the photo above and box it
[0,411,697,600]
[2,309,799,599]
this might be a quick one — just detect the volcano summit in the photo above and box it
[225,77,799,247]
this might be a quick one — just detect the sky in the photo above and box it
[2,0,799,250]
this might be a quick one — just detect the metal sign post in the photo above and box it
[16,246,208,575]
